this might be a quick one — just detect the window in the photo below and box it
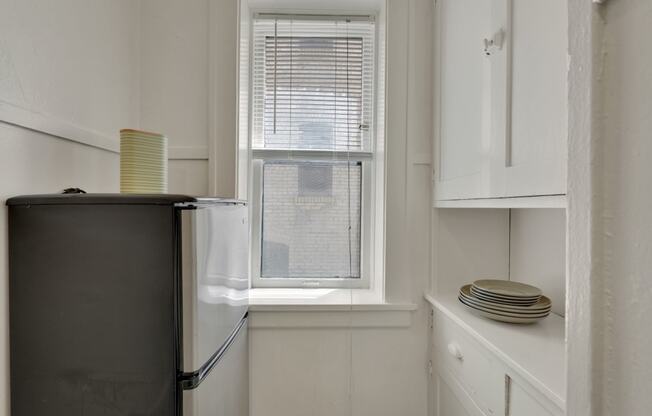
[250,14,378,288]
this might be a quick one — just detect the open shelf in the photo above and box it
[434,195,566,209]
[425,292,566,409]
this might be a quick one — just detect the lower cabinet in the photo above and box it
[430,309,563,416]
[507,379,560,416]
[433,312,504,415]
[435,372,477,416]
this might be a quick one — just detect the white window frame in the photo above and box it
[248,12,382,290]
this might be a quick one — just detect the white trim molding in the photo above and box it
[0,103,209,161]
[0,101,120,153]
[566,0,600,415]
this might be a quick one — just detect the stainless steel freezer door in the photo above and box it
[180,202,249,373]
[182,318,248,416]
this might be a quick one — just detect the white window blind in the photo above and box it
[252,15,376,152]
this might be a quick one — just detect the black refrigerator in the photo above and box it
[7,194,249,416]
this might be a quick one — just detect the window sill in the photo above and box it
[248,288,416,311]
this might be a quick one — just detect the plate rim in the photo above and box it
[458,297,549,323]
[461,285,551,310]
[470,285,541,300]
[472,279,543,297]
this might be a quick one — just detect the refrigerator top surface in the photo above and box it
[6,194,246,207]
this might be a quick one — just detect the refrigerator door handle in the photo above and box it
[179,313,248,390]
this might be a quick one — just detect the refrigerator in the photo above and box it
[7,194,249,416]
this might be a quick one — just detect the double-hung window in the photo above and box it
[250,14,379,288]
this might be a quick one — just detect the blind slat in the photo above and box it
[252,17,375,152]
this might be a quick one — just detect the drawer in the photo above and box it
[434,311,504,416]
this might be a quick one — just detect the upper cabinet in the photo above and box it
[433,0,568,203]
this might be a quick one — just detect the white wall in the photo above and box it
[247,0,433,415]
[592,0,652,414]
[138,0,239,198]
[0,0,140,150]
[249,309,425,416]
[431,209,511,297]
[140,0,209,154]
[139,0,212,197]
[510,209,566,317]
[567,1,652,414]
[0,2,141,413]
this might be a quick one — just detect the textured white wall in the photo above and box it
[139,0,211,197]
[595,0,652,414]
[565,0,597,414]
[138,0,237,198]
[568,1,652,415]
[139,0,209,153]
[0,0,140,146]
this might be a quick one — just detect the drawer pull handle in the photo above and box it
[447,342,464,361]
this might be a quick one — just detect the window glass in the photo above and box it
[261,160,362,279]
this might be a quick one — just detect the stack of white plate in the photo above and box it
[458,279,551,324]
[120,129,168,194]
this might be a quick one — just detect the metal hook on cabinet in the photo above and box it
[484,28,506,56]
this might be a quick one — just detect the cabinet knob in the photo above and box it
[483,28,506,56]
[447,342,464,361]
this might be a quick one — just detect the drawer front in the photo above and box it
[434,312,504,416]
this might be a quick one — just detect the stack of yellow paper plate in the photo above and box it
[120,129,168,193]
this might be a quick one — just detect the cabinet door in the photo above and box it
[434,0,503,200]
[434,372,484,416]
[504,0,567,197]
[507,379,561,416]
[434,0,507,200]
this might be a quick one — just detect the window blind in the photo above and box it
[252,15,375,152]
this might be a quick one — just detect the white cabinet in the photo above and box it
[434,373,477,416]
[433,311,504,415]
[505,0,567,197]
[433,0,568,202]
[507,379,559,416]
[428,302,565,416]
[433,0,496,200]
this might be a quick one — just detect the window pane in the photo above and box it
[261,160,362,279]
